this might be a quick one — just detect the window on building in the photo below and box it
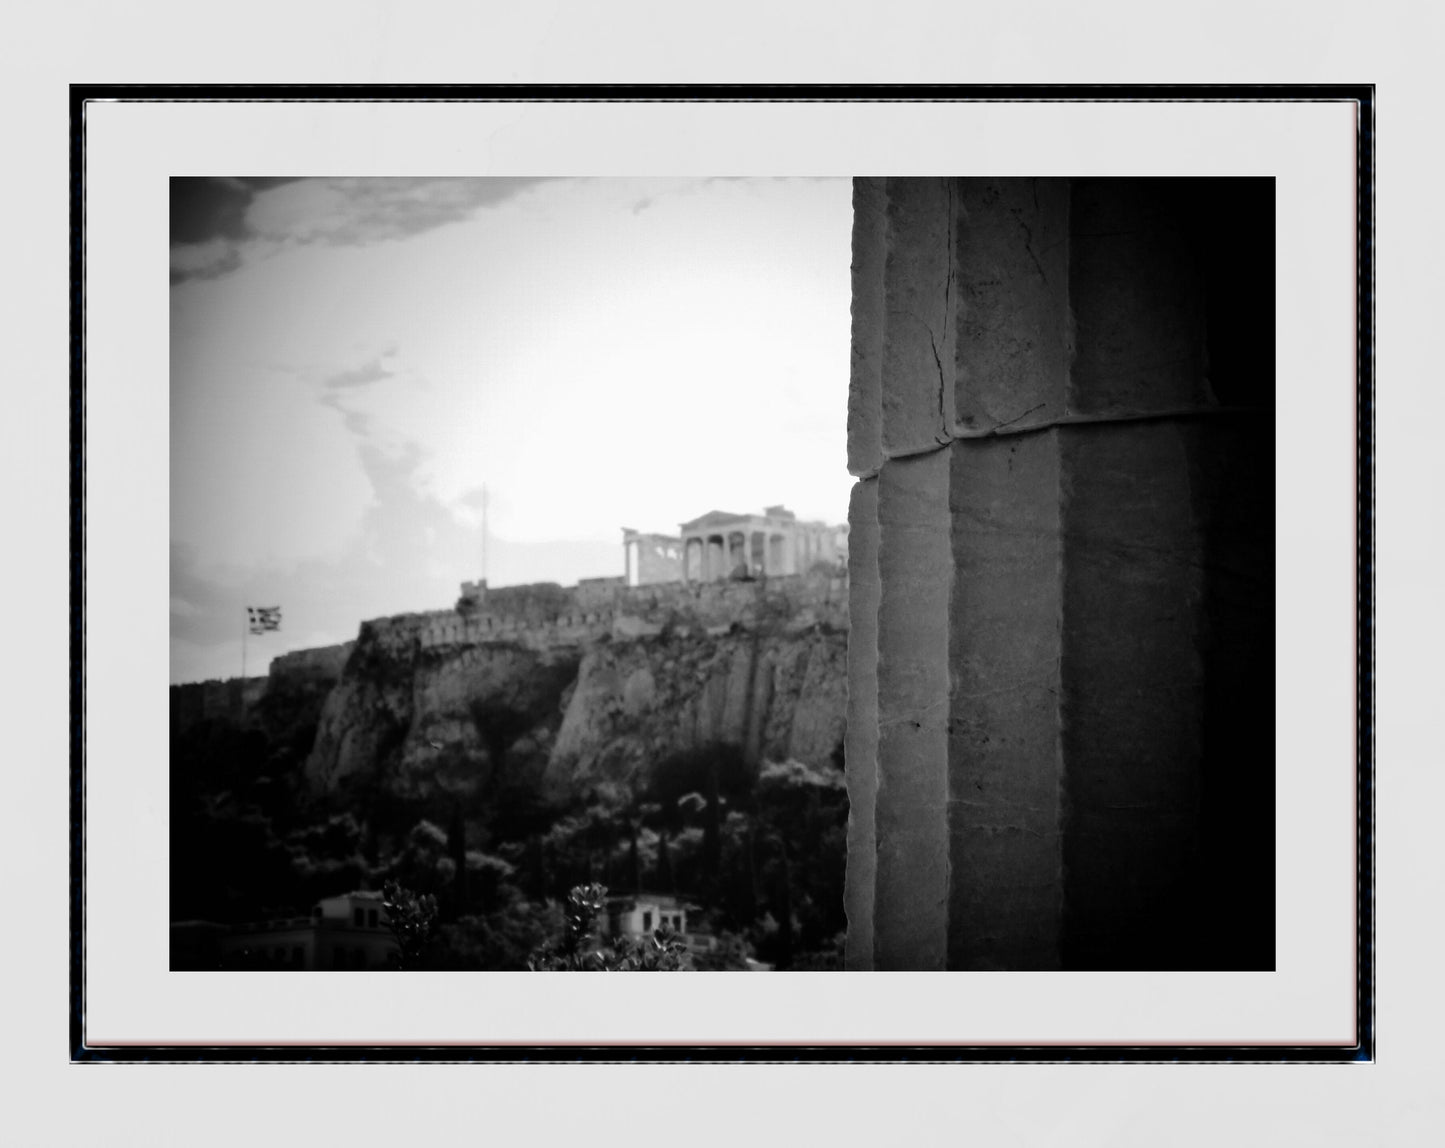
[368,908,379,928]
[352,947,365,968]
[642,910,653,931]
[353,907,364,927]
[292,946,304,966]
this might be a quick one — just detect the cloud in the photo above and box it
[168,238,243,285]
[170,177,551,285]
[319,390,373,439]
[626,177,831,216]
[249,178,550,247]
[315,347,408,444]
[323,353,396,391]
[170,177,260,245]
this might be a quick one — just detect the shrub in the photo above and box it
[381,880,438,969]
[527,883,689,972]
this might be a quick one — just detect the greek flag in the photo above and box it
[247,606,282,635]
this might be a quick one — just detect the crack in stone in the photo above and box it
[949,799,1052,815]
[991,402,1047,434]
[1019,217,1047,283]
[883,402,1251,465]
[887,305,952,446]
[928,331,950,445]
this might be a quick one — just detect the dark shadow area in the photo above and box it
[1060,178,1275,970]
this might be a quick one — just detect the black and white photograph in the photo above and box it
[167,174,1276,976]
[168,174,857,974]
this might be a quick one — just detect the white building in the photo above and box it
[604,892,719,956]
[216,890,399,971]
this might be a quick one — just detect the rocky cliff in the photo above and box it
[298,572,848,806]
[544,626,846,790]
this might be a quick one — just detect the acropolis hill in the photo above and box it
[172,506,851,808]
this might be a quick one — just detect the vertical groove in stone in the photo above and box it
[873,449,952,970]
[946,431,1065,970]
[940,180,1072,970]
[843,477,879,969]
[952,178,1072,436]
[848,178,887,477]
[879,178,956,459]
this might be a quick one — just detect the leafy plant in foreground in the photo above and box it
[382,880,438,969]
[528,883,689,971]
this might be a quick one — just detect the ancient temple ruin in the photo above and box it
[620,529,683,587]
[620,506,847,586]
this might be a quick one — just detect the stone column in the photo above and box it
[707,534,725,582]
[844,177,1275,971]
[727,532,745,578]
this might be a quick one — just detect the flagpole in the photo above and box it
[482,483,488,585]
[241,606,248,722]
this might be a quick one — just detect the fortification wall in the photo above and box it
[575,576,625,609]
[610,571,848,631]
[268,642,355,683]
[306,569,853,673]
[398,570,848,654]
[169,675,268,733]
[353,610,459,657]
[414,606,619,651]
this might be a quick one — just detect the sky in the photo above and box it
[170,177,854,683]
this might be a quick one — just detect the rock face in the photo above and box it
[545,628,847,792]
[298,572,849,804]
[304,619,580,800]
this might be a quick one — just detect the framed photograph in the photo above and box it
[76,87,1369,1061]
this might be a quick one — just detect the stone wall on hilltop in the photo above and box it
[268,642,355,683]
[170,675,269,736]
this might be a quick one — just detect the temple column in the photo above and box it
[768,534,785,575]
[844,177,1274,971]
[727,532,745,578]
